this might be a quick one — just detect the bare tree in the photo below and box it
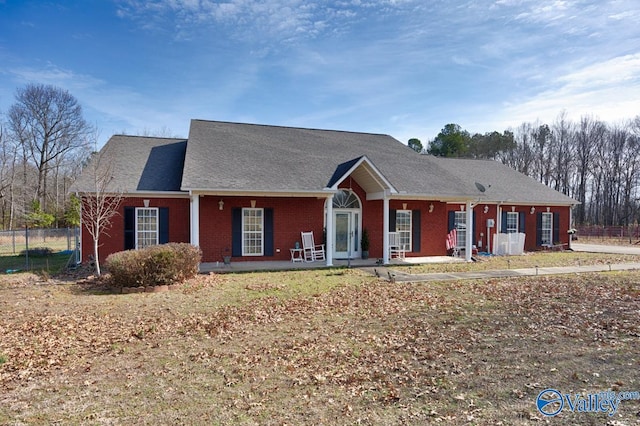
[574,115,606,223]
[0,123,14,228]
[532,123,553,185]
[77,145,123,276]
[550,111,575,195]
[488,112,640,227]
[499,122,535,176]
[137,126,180,138]
[7,84,92,212]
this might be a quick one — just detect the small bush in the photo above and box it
[105,243,201,288]
[20,247,53,257]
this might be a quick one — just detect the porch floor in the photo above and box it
[199,256,464,273]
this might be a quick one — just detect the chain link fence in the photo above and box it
[0,227,80,273]
[575,225,640,242]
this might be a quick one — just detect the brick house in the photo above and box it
[71,119,578,266]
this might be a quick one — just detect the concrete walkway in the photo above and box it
[364,262,640,283]
[571,242,640,255]
[366,243,640,282]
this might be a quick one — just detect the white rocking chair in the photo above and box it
[301,231,325,262]
[389,232,406,259]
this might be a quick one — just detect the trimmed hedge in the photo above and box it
[105,243,201,288]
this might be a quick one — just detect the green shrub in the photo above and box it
[105,243,201,288]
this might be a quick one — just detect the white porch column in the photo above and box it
[325,195,334,266]
[465,201,473,262]
[383,194,390,264]
[190,193,200,247]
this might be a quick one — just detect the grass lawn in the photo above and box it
[396,250,640,274]
[1,254,639,424]
[0,251,73,275]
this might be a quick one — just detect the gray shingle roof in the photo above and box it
[71,120,577,206]
[430,157,578,205]
[181,119,576,204]
[181,119,478,198]
[70,135,187,194]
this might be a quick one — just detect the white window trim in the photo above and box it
[541,212,553,245]
[135,207,159,250]
[396,209,412,252]
[454,211,467,248]
[506,211,519,234]
[242,208,264,256]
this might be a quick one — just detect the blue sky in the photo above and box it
[1,0,639,147]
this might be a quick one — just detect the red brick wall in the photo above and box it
[83,193,573,264]
[411,203,572,256]
[423,201,449,255]
[345,177,451,258]
[473,204,496,252]
[198,196,326,262]
[81,196,190,263]
[474,204,572,252]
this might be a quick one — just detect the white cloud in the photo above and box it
[2,63,189,143]
[559,54,640,89]
[496,54,640,128]
[8,63,106,91]
[116,0,420,44]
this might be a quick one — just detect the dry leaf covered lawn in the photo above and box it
[1,266,640,425]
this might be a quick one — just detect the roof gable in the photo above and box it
[326,156,397,196]
[71,135,187,194]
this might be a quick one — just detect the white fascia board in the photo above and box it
[183,188,333,198]
[366,191,387,200]
[77,190,190,199]
[445,199,578,206]
[391,193,477,202]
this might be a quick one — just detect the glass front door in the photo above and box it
[333,211,360,259]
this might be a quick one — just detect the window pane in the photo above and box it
[332,190,360,209]
[136,208,158,249]
[242,208,263,256]
[541,213,553,245]
[454,211,466,248]
[507,212,518,233]
[396,210,412,251]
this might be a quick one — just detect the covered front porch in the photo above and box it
[187,154,480,266]
[199,255,463,273]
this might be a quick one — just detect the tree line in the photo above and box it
[413,111,640,227]
[0,84,94,230]
[0,83,178,231]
